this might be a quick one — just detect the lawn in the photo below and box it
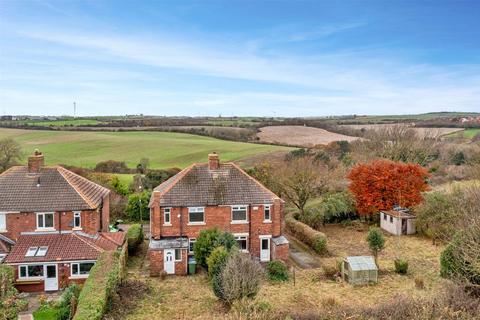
[111,225,446,319]
[0,128,292,169]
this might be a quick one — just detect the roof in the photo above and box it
[3,232,124,264]
[381,210,416,219]
[149,237,189,250]
[272,235,289,246]
[344,256,378,271]
[0,166,110,212]
[0,234,15,254]
[151,162,281,207]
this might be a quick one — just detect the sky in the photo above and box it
[0,0,479,117]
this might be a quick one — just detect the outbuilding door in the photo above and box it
[164,249,175,274]
[401,219,408,235]
[44,264,58,291]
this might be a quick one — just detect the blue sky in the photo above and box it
[0,0,479,117]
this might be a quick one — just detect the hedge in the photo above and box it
[73,244,127,320]
[285,215,327,255]
[126,224,144,254]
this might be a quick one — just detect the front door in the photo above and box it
[260,237,270,262]
[44,264,58,291]
[164,249,175,274]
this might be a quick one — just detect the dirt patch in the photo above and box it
[104,280,151,320]
[340,124,464,138]
[257,126,360,147]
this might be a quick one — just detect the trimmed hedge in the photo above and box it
[73,244,127,320]
[126,224,144,254]
[285,215,327,255]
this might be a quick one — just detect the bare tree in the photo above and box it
[0,138,22,173]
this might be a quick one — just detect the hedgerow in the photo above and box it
[73,244,127,320]
[285,215,327,255]
[126,224,144,254]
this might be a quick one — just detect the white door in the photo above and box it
[164,249,175,274]
[44,264,58,291]
[260,237,271,262]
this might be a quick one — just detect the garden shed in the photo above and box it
[341,256,378,285]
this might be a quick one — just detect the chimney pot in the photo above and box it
[28,150,44,173]
[208,152,219,170]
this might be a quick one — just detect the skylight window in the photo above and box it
[25,247,38,257]
[25,246,49,257]
[36,246,48,257]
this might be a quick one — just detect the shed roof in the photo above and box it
[382,210,415,219]
[345,256,378,271]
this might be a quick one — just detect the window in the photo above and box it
[71,262,95,276]
[264,205,271,222]
[235,235,248,252]
[188,207,205,224]
[0,213,6,231]
[383,213,387,220]
[19,265,44,279]
[25,246,49,257]
[189,238,196,254]
[73,212,81,228]
[231,206,248,223]
[164,208,171,225]
[175,249,182,261]
[37,212,54,229]
[390,216,393,223]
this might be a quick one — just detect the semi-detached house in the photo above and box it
[148,153,289,276]
[0,150,125,292]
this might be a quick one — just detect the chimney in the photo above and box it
[208,152,219,170]
[28,149,44,173]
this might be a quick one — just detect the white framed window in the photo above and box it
[264,205,271,222]
[71,262,95,277]
[37,246,48,257]
[175,249,182,261]
[25,246,49,257]
[73,211,81,228]
[36,212,54,230]
[231,205,248,223]
[25,247,38,257]
[188,207,205,224]
[188,238,196,254]
[164,208,171,225]
[234,235,248,252]
[0,213,6,231]
[19,265,44,279]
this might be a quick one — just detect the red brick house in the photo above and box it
[148,153,289,276]
[0,150,125,291]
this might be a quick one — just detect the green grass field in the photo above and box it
[448,128,479,139]
[21,119,103,127]
[0,128,292,169]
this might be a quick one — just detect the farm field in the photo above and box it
[0,128,292,169]
[257,125,360,147]
[114,225,445,319]
[448,128,480,139]
[340,124,464,137]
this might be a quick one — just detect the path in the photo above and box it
[287,235,322,269]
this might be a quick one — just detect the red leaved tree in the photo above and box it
[348,159,429,216]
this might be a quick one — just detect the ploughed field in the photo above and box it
[257,125,360,147]
[0,128,292,169]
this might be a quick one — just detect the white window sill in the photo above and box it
[231,221,248,225]
[263,220,272,224]
[187,222,206,226]
[239,249,249,253]
[163,223,172,226]
[72,227,83,231]
[0,229,7,233]
[35,228,56,232]
[18,277,44,282]
[69,275,89,279]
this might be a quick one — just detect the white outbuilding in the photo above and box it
[380,207,416,236]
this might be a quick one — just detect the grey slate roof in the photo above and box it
[0,166,110,212]
[152,163,280,207]
[272,235,289,246]
[149,237,189,250]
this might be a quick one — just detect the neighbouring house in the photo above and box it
[148,153,289,276]
[0,150,125,292]
[380,207,416,236]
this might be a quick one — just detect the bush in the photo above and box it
[194,228,236,268]
[126,224,144,254]
[94,160,131,173]
[216,252,263,305]
[366,227,385,265]
[124,191,151,221]
[207,246,230,279]
[73,246,127,320]
[285,215,327,255]
[0,265,27,320]
[266,260,289,282]
[394,259,409,275]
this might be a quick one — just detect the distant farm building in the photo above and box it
[341,256,378,285]
[380,207,416,236]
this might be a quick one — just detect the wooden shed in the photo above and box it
[341,256,378,285]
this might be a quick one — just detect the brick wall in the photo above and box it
[101,195,110,232]
[149,249,163,276]
[272,242,289,262]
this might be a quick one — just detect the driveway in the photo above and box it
[287,235,322,269]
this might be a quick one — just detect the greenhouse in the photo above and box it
[341,256,378,285]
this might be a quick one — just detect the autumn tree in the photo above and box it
[0,138,22,173]
[348,159,429,216]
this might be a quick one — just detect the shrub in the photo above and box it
[266,260,289,282]
[194,228,236,268]
[285,215,327,255]
[73,246,127,320]
[126,224,144,254]
[94,160,131,173]
[366,227,385,266]
[0,265,27,320]
[124,191,151,221]
[394,259,409,275]
[217,252,263,305]
[207,246,230,279]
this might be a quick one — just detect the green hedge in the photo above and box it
[73,244,127,320]
[126,224,144,254]
[285,215,327,255]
